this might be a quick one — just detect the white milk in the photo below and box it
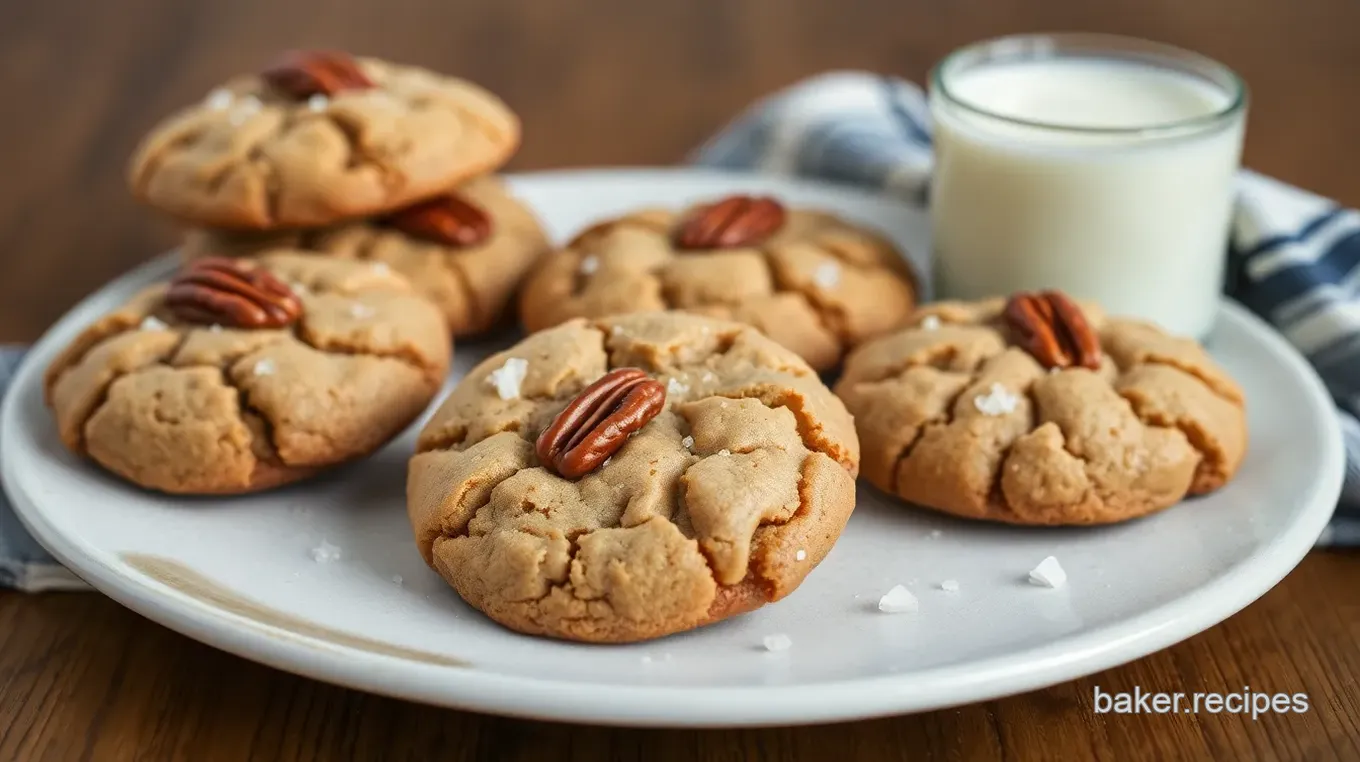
[930,53,1245,338]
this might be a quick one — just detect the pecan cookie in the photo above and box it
[835,292,1248,525]
[407,312,860,642]
[129,50,519,230]
[45,254,450,494]
[517,195,918,372]
[181,176,549,337]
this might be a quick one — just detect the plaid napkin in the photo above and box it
[3,74,1357,592]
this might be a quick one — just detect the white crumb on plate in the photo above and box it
[812,261,841,289]
[939,579,960,593]
[579,255,600,275]
[973,383,1019,416]
[348,302,376,319]
[795,549,807,561]
[139,315,169,331]
[921,315,941,330]
[252,359,276,376]
[1028,556,1067,589]
[205,88,234,110]
[667,377,689,396]
[878,584,919,613]
[307,94,329,112]
[681,435,694,450]
[762,633,792,652]
[487,357,529,400]
[390,574,404,585]
[309,540,342,563]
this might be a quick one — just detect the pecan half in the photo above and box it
[535,368,667,478]
[673,195,786,249]
[384,193,493,247]
[261,50,374,99]
[165,258,303,329]
[1003,291,1101,370]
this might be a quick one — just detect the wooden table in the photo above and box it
[2,1,1358,759]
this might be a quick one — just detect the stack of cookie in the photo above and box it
[130,49,551,339]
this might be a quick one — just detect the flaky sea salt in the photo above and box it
[682,435,694,450]
[371,262,391,275]
[667,377,689,397]
[139,315,169,331]
[939,580,960,593]
[701,371,716,383]
[580,255,600,275]
[307,94,329,112]
[610,325,623,336]
[1028,556,1067,589]
[921,315,941,331]
[310,540,342,563]
[928,529,942,539]
[878,585,919,614]
[205,88,234,110]
[228,95,261,125]
[349,302,376,319]
[253,359,276,376]
[390,574,404,585]
[973,383,1019,416]
[209,324,223,333]
[812,261,842,289]
[487,357,529,400]
[762,634,792,652]
[717,448,731,457]
[795,549,807,561]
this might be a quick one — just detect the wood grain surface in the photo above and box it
[1,0,1359,759]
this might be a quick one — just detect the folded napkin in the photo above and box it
[2,74,1356,591]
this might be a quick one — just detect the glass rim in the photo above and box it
[929,33,1247,137]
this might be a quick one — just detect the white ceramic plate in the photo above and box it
[2,169,1343,727]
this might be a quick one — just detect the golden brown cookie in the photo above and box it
[517,195,918,372]
[407,312,860,643]
[128,50,519,230]
[45,253,451,495]
[834,293,1248,526]
[181,176,550,337]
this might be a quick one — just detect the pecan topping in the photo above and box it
[673,195,786,249]
[1003,291,1101,370]
[535,368,667,479]
[165,258,303,329]
[261,50,374,99]
[385,193,493,247]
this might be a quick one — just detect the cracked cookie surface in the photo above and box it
[834,299,1248,525]
[517,204,917,372]
[128,58,519,229]
[45,253,451,494]
[181,176,549,337]
[407,312,859,642]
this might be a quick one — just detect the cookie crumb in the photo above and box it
[139,316,169,332]
[762,634,792,652]
[349,302,376,319]
[310,540,342,563]
[939,579,960,593]
[667,377,689,397]
[812,261,842,290]
[682,435,695,450]
[878,585,919,613]
[921,315,941,330]
[253,359,276,377]
[973,383,1019,416]
[717,448,731,457]
[579,255,600,275]
[307,94,329,112]
[205,88,234,110]
[390,574,404,585]
[795,549,807,561]
[487,357,529,400]
[1028,556,1067,588]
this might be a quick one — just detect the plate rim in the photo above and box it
[1,167,1344,727]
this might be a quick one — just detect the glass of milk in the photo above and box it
[929,34,1246,338]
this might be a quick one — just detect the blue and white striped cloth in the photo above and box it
[2,73,1357,591]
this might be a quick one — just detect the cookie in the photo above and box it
[128,50,520,230]
[517,194,917,372]
[181,176,549,337]
[45,253,451,494]
[407,312,860,642]
[834,292,1248,525]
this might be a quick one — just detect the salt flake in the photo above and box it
[1028,556,1067,589]
[928,529,942,539]
[812,262,841,289]
[921,315,941,331]
[667,377,689,397]
[973,383,1019,416]
[310,540,342,563]
[205,88,234,110]
[371,262,391,275]
[390,574,404,585]
[349,302,376,319]
[253,359,276,376]
[795,549,807,561]
[209,324,223,333]
[681,435,694,450]
[717,448,731,457]
[487,357,529,400]
[307,94,329,112]
[139,316,169,331]
[878,585,919,613]
[939,579,960,593]
[762,634,792,652]
[579,255,600,275]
